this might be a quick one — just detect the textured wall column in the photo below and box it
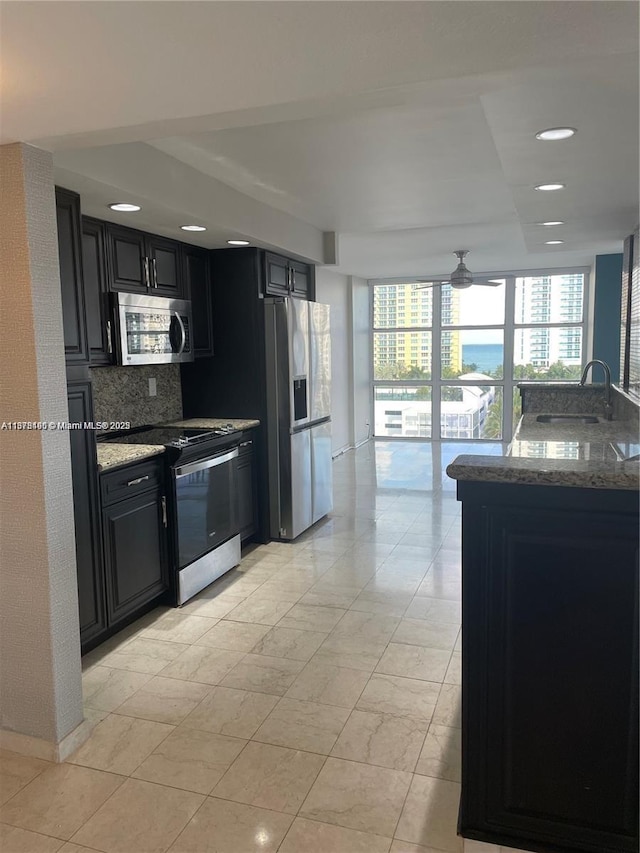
[0,143,83,757]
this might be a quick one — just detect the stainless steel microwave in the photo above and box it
[114,293,194,365]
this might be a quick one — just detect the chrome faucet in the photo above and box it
[579,360,613,420]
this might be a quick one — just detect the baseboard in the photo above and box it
[0,712,97,763]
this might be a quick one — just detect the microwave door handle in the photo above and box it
[175,312,186,353]
[168,314,179,352]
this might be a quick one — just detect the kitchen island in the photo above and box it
[447,407,639,853]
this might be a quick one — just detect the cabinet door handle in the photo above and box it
[239,440,252,448]
[291,268,296,290]
[127,475,150,487]
[161,495,167,527]
[151,258,158,288]
[106,320,113,355]
[143,257,151,288]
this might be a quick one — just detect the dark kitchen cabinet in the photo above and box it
[458,480,639,853]
[106,224,147,292]
[236,433,258,543]
[68,381,106,648]
[105,224,184,298]
[56,188,88,365]
[82,217,113,365]
[184,247,214,357]
[101,459,170,627]
[290,259,311,298]
[264,251,313,299]
[146,235,183,297]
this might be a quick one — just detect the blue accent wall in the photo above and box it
[594,253,623,383]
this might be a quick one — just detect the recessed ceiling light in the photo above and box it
[534,183,565,192]
[545,240,564,245]
[180,225,207,232]
[536,127,576,141]
[109,202,141,212]
[537,221,565,226]
[227,239,250,246]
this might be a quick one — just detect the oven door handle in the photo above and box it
[174,447,239,478]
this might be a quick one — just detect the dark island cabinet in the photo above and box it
[56,188,89,365]
[264,251,313,299]
[67,381,106,647]
[236,433,258,543]
[81,217,113,365]
[105,224,184,298]
[184,247,214,357]
[101,460,170,628]
[458,481,639,853]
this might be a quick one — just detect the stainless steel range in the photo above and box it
[102,424,243,604]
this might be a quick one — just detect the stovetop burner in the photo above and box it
[99,424,241,450]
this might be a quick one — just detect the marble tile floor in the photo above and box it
[0,441,527,853]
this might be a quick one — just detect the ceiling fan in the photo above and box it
[415,250,502,290]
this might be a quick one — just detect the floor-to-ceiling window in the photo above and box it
[371,268,589,441]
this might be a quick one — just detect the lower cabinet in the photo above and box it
[68,381,106,648]
[101,461,170,629]
[458,480,639,853]
[236,433,258,543]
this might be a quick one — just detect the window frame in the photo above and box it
[370,266,591,442]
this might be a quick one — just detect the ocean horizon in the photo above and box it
[462,343,503,372]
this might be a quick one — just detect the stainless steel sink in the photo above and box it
[536,415,600,424]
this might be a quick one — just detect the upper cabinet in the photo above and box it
[264,251,313,299]
[146,235,183,297]
[289,259,312,299]
[105,224,185,298]
[56,188,89,365]
[82,217,114,365]
[184,247,214,358]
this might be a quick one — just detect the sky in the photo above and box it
[456,281,505,344]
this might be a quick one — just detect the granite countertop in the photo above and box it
[96,418,259,472]
[446,413,640,490]
[164,417,260,430]
[96,444,165,472]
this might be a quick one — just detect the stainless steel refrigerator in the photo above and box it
[264,298,333,540]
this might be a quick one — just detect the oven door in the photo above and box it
[173,447,239,569]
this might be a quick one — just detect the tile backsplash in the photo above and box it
[91,364,183,428]
[518,381,639,428]
[518,383,606,414]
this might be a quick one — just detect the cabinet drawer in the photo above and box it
[100,458,163,505]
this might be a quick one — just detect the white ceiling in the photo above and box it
[2,1,638,279]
